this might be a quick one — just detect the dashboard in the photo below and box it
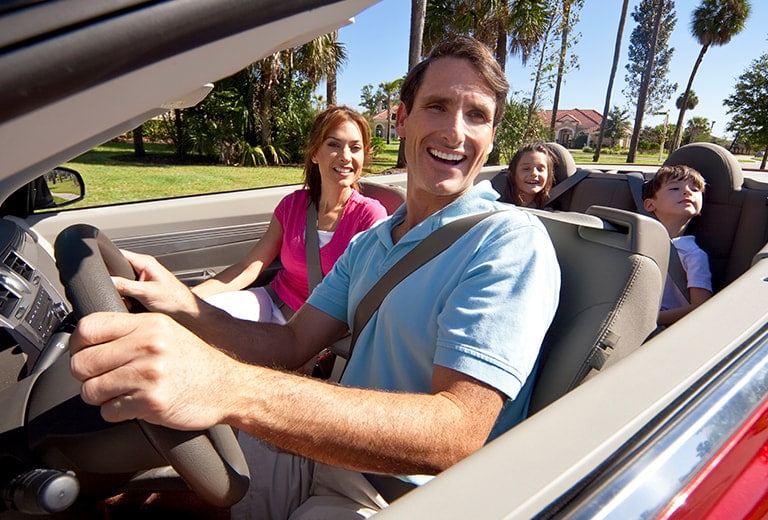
[0,218,70,387]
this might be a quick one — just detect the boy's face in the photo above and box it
[644,178,704,221]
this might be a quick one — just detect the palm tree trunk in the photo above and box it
[549,0,573,141]
[527,16,556,141]
[398,0,426,168]
[594,0,628,162]
[486,19,507,166]
[627,0,664,163]
[326,67,337,106]
[670,44,708,152]
[133,124,146,158]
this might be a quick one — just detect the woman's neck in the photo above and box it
[316,186,352,231]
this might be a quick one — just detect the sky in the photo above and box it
[334,0,767,139]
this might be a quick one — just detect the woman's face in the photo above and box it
[514,150,551,204]
[312,120,365,189]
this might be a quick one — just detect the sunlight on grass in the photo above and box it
[63,141,670,209]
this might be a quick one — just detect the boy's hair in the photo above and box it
[505,141,558,207]
[399,35,509,127]
[643,165,706,200]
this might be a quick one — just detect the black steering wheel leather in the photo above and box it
[53,224,249,507]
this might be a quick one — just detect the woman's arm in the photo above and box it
[192,214,283,298]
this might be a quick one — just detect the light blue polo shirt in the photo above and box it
[307,181,560,433]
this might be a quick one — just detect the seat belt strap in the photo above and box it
[305,202,323,293]
[335,211,499,361]
[626,171,649,216]
[544,168,590,208]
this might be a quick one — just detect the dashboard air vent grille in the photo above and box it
[4,251,33,280]
[0,286,19,317]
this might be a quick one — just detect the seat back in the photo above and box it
[360,179,406,215]
[525,205,669,414]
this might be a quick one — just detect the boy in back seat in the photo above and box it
[643,165,713,326]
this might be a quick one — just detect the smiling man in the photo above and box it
[70,36,560,519]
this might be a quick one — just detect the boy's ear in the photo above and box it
[643,198,656,213]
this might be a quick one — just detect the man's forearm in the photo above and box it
[226,365,503,475]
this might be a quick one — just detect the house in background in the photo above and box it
[372,104,398,141]
[539,108,629,149]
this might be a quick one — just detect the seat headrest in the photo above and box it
[545,142,577,184]
[359,180,406,215]
[663,143,743,203]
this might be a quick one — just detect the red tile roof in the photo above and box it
[539,108,603,133]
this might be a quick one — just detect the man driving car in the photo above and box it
[70,36,560,519]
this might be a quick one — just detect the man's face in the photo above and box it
[395,57,496,203]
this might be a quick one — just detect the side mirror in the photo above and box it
[34,167,85,211]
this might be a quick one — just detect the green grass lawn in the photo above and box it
[63,141,670,208]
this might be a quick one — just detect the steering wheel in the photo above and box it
[51,223,249,507]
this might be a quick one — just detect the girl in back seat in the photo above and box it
[501,141,557,208]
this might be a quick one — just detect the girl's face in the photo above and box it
[514,150,550,204]
[312,120,365,189]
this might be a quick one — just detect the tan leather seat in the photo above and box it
[524,205,669,414]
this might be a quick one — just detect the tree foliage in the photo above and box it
[625,0,677,162]
[604,106,631,144]
[495,94,546,163]
[623,0,677,116]
[724,53,768,168]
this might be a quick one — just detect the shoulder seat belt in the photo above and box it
[626,171,690,303]
[332,210,499,361]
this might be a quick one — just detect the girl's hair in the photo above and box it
[303,105,371,208]
[505,141,558,208]
[642,164,706,200]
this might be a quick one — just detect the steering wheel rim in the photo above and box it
[53,223,249,507]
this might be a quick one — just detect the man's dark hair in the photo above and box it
[399,36,509,127]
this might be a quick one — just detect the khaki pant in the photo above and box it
[230,434,388,520]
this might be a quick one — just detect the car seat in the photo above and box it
[525,205,669,414]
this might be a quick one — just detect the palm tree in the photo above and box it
[594,0,629,162]
[669,0,751,151]
[253,34,346,159]
[380,79,403,145]
[397,0,428,168]
[684,116,711,144]
[549,0,582,139]
[676,89,699,111]
[296,32,347,107]
[424,0,550,70]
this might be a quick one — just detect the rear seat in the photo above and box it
[537,142,768,292]
[662,143,768,291]
[523,205,669,414]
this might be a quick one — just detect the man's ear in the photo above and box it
[395,105,408,138]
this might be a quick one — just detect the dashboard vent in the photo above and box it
[0,285,19,317]
[4,251,33,281]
